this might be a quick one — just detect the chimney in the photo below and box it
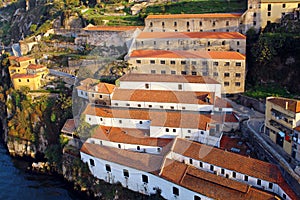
[285,101,289,110]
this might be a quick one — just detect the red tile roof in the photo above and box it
[83,25,144,32]
[77,81,115,94]
[81,142,164,173]
[172,138,281,183]
[14,56,35,62]
[294,126,300,132]
[83,104,237,130]
[92,126,173,148]
[129,50,246,60]
[61,119,76,134]
[160,159,276,200]
[27,64,46,70]
[79,78,99,86]
[146,13,243,19]
[137,32,246,39]
[11,74,38,79]
[267,97,300,113]
[112,88,215,105]
[119,73,220,84]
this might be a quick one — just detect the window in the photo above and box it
[224,82,230,86]
[123,169,129,178]
[137,146,140,150]
[148,105,152,108]
[119,120,122,124]
[199,21,202,26]
[224,62,230,66]
[253,21,256,26]
[99,95,102,98]
[174,22,177,26]
[191,61,197,65]
[100,118,103,121]
[181,60,186,65]
[226,29,229,32]
[138,104,141,107]
[267,21,271,25]
[173,187,179,196]
[182,107,186,110]
[194,196,201,200]
[236,62,241,66]
[173,129,176,132]
[118,144,121,148]
[88,117,91,121]
[221,169,225,174]
[90,159,95,166]
[212,21,216,26]
[157,148,161,152]
[151,70,156,74]
[235,82,241,87]
[188,130,191,133]
[202,61,208,66]
[269,182,273,189]
[139,121,143,124]
[268,4,271,11]
[213,62,219,66]
[170,60,175,65]
[126,103,130,107]
[166,128,169,132]
[161,70,166,74]
[202,72,208,76]
[162,22,165,27]
[150,60,155,64]
[153,41,156,45]
[207,41,211,46]
[181,71,187,75]
[178,84,182,90]
[210,165,214,171]
[160,105,163,109]
[171,70,176,74]
[145,83,149,89]
[142,175,148,183]
[187,21,190,27]
[187,29,190,32]
[213,72,218,76]
[237,41,240,46]
[105,164,111,172]
[166,41,169,45]
[175,29,178,32]
[224,73,230,77]
[235,73,241,77]
[19,79,21,82]
[232,172,236,178]
[92,94,94,98]
[222,41,225,45]
[283,193,286,199]
[257,179,261,185]
[150,22,153,27]
[200,29,203,32]
[199,162,203,168]
[189,158,193,164]
[282,3,285,8]
[160,60,166,64]
[244,175,248,181]
[253,12,256,17]
[200,131,204,135]
[192,71,197,75]
[136,60,141,64]
[27,79,30,82]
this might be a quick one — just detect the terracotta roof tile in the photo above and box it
[129,50,245,60]
[27,64,46,70]
[172,138,281,183]
[61,119,76,134]
[11,74,38,79]
[83,25,144,31]
[83,104,237,130]
[77,81,115,94]
[80,142,164,173]
[161,159,276,200]
[14,56,35,62]
[146,13,243,19]
[112,88,215,105]
[92,126,173,147]
[267,97,300,113]
[294,126,300,132]
[119,73,220,84]
[137,32,246,39]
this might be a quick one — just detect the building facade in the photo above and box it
[132,32,246,54]
[265,97,300,162]
[127,50,246,94]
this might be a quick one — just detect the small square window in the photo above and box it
[145,83,149,89]
[269,183,273,189]
[199,21,202,26]
[174,22,177,26]
[138,104,141,107]
[191,71,197,75]
[221,169,225,174]
[151,70,156,74]
[139,121,143,124]
[213,62,219,66]
[105,164,111,172]
[181,71,187,75]
[188,130,191,133]
[160,60,166,64]
[161,70,166,74]
[244,175,248,181]
[233,172,236,178]
[237,41,240,46]
[194,196,201,200]
[226,21,229,26]
[268,12,271,17]
[235,82,241,87]
[170,60,176,65]
[166,128,169,132]
[191,61,197,65]
[199,162,203,168]
[282,3,285,8]
[160,106,163,109]
[236,73,241,77]
[253,21,256,26]
[213,72,218,76]
[148,105,152,108]
[136,60,141,64]
[210,165,214,171]
[236,62,241,67]
[142,175,148,183]
[119,120,122,124]
[253,12,256,17]
[171,70,176,74]
[99,95,103,98]
[257,179,261,185]
[224,62,230,66]
[224,82,230,86]
[90,159,95,166]
[178,84,182,90]
[123,169,129,178]
[173,129,176,132]
[224,73,230,77]
[189,158,193,164]
[181,61,186,65]
[173,187,179,196]
[150,60,155,64]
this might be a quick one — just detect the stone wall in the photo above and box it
[236,94,265,113]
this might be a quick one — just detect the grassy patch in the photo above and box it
[244,83,294,100]
[142,0,247,15]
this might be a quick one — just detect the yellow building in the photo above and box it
[27,64,49,79]
[8,56,36,76]
[11,74,41,90]
[265,97,300,161]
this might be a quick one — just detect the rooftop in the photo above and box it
[137,32,246,39]
[267,97,300,113]
[81,142,164,174]
[119,73,220,84]
[146,13,243,19]
[27,64,47,70]
[160,159,276,200]
[172,138,281,183]
[14,56,35,62]
[61,119,76,134]
[11,73,38,79]
[77,81,115,94]
[112,88,217,105]
[79,78,99,86]
[129,50,246,60]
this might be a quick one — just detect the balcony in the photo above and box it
[270,113,294,129]
[269,120,293,135]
